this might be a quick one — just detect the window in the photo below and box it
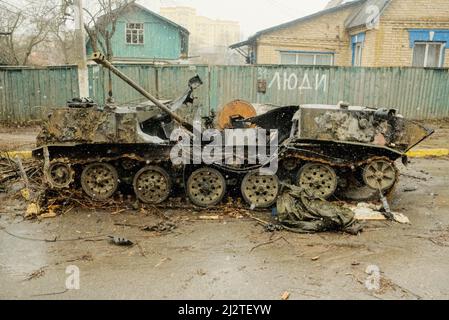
[413,42,445,68]
[353,43,363,66]
[280,52,334,66]
[351,32,365,66]
[351,32,366,67]
[126,23,144,45]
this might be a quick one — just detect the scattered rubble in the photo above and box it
[0,154,42,190]
[347,202,411,224]
[24,267,47,281]
[141,221,177,233]
[281,291,290,300]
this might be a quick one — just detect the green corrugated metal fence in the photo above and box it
[0,65,79,122]
[89,64,449,120]
[1,64,448,123]
[88,64,211,115]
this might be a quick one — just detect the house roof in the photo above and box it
[98,2,190,35]
[231,0,392,49]
[345,0,391,29]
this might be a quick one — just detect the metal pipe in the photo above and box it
[92,52,193,131]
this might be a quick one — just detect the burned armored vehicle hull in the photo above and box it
[33,52,433,209]
[32,92,195,203]
[243,104,433,204]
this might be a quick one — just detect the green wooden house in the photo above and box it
[86,3,189,63]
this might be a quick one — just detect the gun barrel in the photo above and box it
[92,52,193,132]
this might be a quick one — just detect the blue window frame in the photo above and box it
[409,30,449,67]
[408,30,449,48]
[351,32,365,66]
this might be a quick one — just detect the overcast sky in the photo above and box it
[142,0,335,38]
[2,0,339,38]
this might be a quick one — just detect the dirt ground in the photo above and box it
[0,126,40,152]
[0,122,448,300]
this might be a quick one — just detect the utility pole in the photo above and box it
[73,0,89,97]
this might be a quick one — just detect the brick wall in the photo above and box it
[254,0,449,68]
[255,4,361,65]
[362,0,449,67]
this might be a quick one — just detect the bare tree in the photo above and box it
[49,1,77,65]
[0,0,66,65]
[83,0,135,102]
[83,0,135,60]
[0,5,24,65]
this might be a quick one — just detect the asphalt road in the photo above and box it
[1,157,448,300]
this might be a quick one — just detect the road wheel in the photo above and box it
[297,163,338,199]
[81,163,118,200]
[133,166,171,204]
[241,172,280,208]
[47,162,74,189]
[363,160,397,191]
[187,168,226,207]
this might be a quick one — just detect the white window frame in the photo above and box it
[413,42,445,68]
[279,51,334,66]
[353,43,363,67]
[126,23,144,45]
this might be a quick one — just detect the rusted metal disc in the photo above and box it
[133,166,171,204]
[217,100,257,129]
[297,163,338,199]
[81,163,119,200]
[241,172,280,208]
[187,168,226,207]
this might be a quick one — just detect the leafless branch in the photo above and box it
[0,0,66,65]
[84,0,136,59]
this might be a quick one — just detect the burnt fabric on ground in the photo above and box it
[277,184,363,235]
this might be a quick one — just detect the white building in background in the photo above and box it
[137,0,161,12]
[160,6,243,65]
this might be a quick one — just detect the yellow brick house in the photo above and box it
[231,0,449,68]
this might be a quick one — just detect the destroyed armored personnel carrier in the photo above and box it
[33,52,433,208]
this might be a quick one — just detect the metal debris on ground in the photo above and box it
[108,236,134,246]
[141,221,177,232]
[276,184,364,235]
[264,223,283,233]
[379,191,394,220]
